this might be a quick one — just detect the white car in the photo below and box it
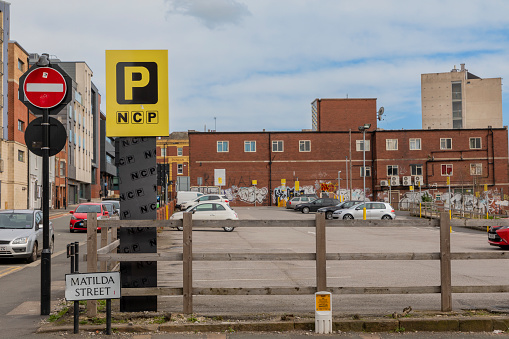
[180,194,230,210]
[170,201,238,232]
[333,202,396,220]
[0,210,54,262]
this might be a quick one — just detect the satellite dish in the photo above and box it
[377,107,385,121]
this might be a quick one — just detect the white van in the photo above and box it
[176,191,204,210]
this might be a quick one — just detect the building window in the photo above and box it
[356,140,370,151]
[244,141,256,152]
[18,59,24,71]
[177,147,183,156]
[18,150,25,162]
[18,120,25,131]
[387,165,398,176]
[272,140,284,152]
[409,138,421,150]
[386,139,398,150]
[177,164,183,175]
[441,164,453,176]
[452,82,462,129]
[469,137,481,149]
[60,161,66,176]
[161,148,166,157]
[360,166,371,177]
[470,163,482,175]
[440,138,452,150]
[299,140,311,152]
[217,141,229,152]
[410,164,423,176]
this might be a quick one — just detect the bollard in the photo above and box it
[315,291,332,334]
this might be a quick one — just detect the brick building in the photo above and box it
[156,132,189,202]
[189,99,509,213]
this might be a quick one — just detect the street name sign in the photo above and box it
[65,272,121,301]
[106,50,169,137]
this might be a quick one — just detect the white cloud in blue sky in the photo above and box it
[10,0,509,133]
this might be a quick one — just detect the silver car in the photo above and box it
[0,210,54,262]
[333,202,396,220]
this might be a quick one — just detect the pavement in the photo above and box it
[6,204,509,337]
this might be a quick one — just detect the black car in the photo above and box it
[295,198,340,214]
[317,200,363,219]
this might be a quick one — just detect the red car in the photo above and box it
[69,203,110,233]
[488,226,509,248]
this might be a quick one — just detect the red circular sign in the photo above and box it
[23,67,67,109]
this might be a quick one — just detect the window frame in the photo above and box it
[18,150,25,162]
[177,147,183,156]
[470,163,482,176]
[386,139,398,151]
[244,141,256,152]
[410,164,423,176]
[356,140,370,151]
[441,164,453,176]
[440,138,452,150]
[409,138,421,150]
[387,165,399,176]
[360,166,371,177]
[469,137,482,150]
[272,140,284,152]
[177,164,183,175]
[299,140,311,152]
[17,119,25,132]
[217,141,229,153]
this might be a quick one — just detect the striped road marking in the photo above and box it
[0,266,22,278]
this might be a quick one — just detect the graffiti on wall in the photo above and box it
[272,185,315,204]
[224,185,268,204]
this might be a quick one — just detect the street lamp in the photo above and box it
[358,123,371,219]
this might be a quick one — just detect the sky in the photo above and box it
[9,0,509,133]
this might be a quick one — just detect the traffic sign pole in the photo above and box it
[41,107,51,315]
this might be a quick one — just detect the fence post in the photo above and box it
[315,212,327,291]
[100,225,108,272]
[183,212,193,314]
[111,226,118,271]
[439,212,452,312]
[86,213,98,317]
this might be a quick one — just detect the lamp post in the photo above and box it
[358,123,371,219]
[338,171,342,202]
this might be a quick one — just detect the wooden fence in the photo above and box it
[85,212,509,315]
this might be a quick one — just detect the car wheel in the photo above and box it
[302,207,310,214]
[382,215,392,220]
[177,226,183,231]
[325,211,333,220]
[223,227,235,232]
[343,214,354,220]
[27,242,38,263]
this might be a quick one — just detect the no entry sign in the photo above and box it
[23,67,67,109]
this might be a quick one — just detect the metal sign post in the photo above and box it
[19,54,71,315]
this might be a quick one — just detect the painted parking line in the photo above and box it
[0,266,23,278]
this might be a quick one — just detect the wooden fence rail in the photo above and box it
[85,212,509,314]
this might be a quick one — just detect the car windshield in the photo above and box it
[0,213,33,229]
[75,205,101,213]
[103,204,113,212]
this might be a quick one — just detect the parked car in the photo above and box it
[0,210,54,262]
[295,198,340,214]
[170,201,238,232]
[333,202,396,220]
[176,191,204,210]
[317,200,363,219]
[286,195,317,209]
[102,200,120,215]
[488,226,509,248]
[180,194,229,210]
[69,203,111,232]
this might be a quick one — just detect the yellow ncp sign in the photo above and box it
[106,50,169,137]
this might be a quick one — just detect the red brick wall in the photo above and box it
[316,98,378,132]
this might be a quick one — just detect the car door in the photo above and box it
[309,199,324,212]
[351,204,366,219]
[368,202,386,219]
[35,211,43,253]
[211,203,228,219]
[192,203,215,220]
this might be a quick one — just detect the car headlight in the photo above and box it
[12,237,28,244]
[71,215,77,220]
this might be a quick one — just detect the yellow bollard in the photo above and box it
[363,207,366,220]
[449,209,451,220]
[419,203,421,218]
[166,205,169,220]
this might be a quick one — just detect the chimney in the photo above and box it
[460,63,465,71]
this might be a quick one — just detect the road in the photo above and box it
[0,208,507,338]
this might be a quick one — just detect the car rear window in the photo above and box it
[75,205,101,213]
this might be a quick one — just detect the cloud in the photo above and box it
[165,0,252,29]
